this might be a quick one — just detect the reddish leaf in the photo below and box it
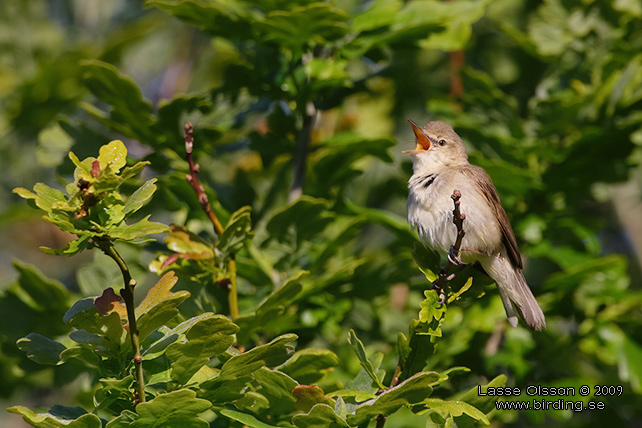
[91,160,100,178]
[95,288,121,315]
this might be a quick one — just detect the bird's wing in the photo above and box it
[464,165,523,269]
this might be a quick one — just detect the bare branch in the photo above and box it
[183,123,238,320]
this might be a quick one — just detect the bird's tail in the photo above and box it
[481,256,546,330]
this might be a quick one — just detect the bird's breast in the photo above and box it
[407,169,503,259]
[407,172,455,254]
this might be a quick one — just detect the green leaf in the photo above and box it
[417,290,447,337]
[343,198,415,241]
[257,4,349,50]
[352,0,402,32]
[16,333,65,365]
[40,235,93,256]
[7,406,101,428]
[447,277,474,304]
[166,314,239,384]
[109,216,169,241]
[279,348,339,384]
[347,372,439,426]
[11,260,70,312]
[235,271,306,343]
[135,271,191,341]
[94,376,135,412]
[79,60,156,142]
[411,242,441,281]
[253,367,298,402]
[400,320,436,381]
[19,183,67,213]
[347,329,386,389]
[457,375,507,415]
[147,0,254,40]
[345,352,384,394]
[123,179,157,216]
[64,297,125,345]
[218,205,253,254]
[130,389,211,428]
[310,134,395,191]
[97,140,128,171]
[417,398,489,425]
[13,187,37,200]
[219,333,297,380]
[292,403,349,428]
[220,409,279,428]
[60,346,101,370]
[199,375,254,404]
[266,196,333,245]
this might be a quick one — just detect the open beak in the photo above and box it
[403,119,431,154]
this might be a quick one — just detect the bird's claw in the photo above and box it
[448,245,465,266]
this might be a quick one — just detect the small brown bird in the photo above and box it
[405,119,545,330]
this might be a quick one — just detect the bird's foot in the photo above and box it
[448,245,466,266]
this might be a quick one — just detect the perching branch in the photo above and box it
[95,239,145,404]
[431,190,467,303]
[184,123,238,320]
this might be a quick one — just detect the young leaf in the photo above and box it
[135,271,191,341]
[97,140,128,171]
[108,216,169,242]
[123,179,158,216]
[347,329,386,389]
[7,406,101,428]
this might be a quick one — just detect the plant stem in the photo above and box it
[184,123,238,320]
[228,255,238,320]
[99,240,146,403]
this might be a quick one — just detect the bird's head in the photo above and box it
[404,119,468,171]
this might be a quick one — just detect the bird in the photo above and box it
[404,119,545,330]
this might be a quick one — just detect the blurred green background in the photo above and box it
[2,0,642,426]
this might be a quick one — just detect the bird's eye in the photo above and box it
[438,139,447,146]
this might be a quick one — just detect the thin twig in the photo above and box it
[431,190,467,303]
[184,123,238,320]
[289,101,316,202]
[96,239,145,404]
[184,123,224,236]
